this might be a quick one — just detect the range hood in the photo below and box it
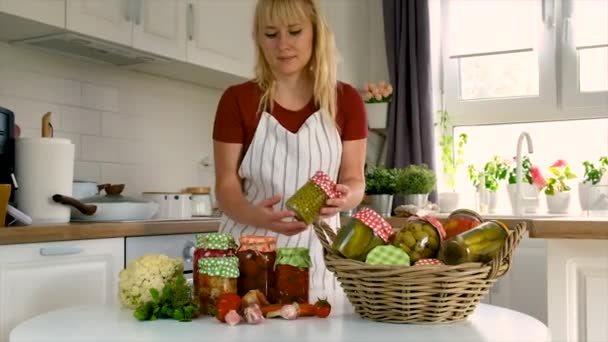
[11,32,171,67]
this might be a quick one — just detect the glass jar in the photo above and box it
[443,208,483,240]
[439,220,509,265]
[185,186,213,217]
[198,256,239,315]
[236,236,277,302]
[392,215,446,263]
[275,248,311,304]
[332,207,394,261]
[285,171,339,225]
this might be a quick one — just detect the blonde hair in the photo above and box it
[253,0,339,121]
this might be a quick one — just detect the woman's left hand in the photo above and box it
[320,184,351,218]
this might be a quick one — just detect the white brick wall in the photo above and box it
[0,42,221,196]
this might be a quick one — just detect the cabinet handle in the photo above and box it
[187,3,194,41]
[40,246,84,256]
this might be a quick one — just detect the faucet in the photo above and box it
[514,132,534,216]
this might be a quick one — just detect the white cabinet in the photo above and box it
[0,238,124,342]
[186,0,256,79]
[67,0,186,60]
[489,235,548,324]
[0,0,65,28]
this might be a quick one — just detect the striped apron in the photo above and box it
[219,110,344,301]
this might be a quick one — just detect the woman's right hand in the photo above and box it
[253,195,307,236]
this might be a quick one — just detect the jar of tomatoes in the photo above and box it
[274,247,311,304]
[236,235,277,302]
[198,256,239,315]
[443,209,483,240]
[285,171,340,225]
[332,207,394,261]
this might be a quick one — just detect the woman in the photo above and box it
[212,0,367,300]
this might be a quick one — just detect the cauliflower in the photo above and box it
[119,254,184,309]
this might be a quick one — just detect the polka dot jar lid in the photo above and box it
[198,256,239,278]
[310,171,340,199]
[414,258,445,266]
[352,207,394,242]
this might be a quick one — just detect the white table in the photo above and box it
[10,303,550,342]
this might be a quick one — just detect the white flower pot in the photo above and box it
[578,182,608,211]
[365,102,389,129]
[546,192,571,214]
[438,192,460,213]
[507,183,540,214]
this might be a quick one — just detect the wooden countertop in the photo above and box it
[528,217,608,240]
[0,219,221,245]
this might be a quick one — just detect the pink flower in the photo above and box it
[381,88,391,98]
[378,80,387,88]
[374,92,382,101]
[531,166,547,189]
[551,159,567,168]
[364,82,371,92]
[364,92,373,101]
[386,84,393,95]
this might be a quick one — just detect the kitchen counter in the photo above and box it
[9,303,550,342]
[0,218,221,245]
[528,216,608,239]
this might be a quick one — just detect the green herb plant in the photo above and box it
[435,110,468,190]
[467,155,510,192]
[507,156,532,184]
[397,164,437,194]
[133,275,199,322]
[544,162,577,195]
[582,156,608,185]
[365,166,398,195]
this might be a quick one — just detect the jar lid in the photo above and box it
[310,171,340,199]
[238,235,277,252]
[198,256,239,278]
[448,208,483,222]
[196,233,237,250]
[275,247,312,268]
[352,207,394,242]
[184,186,210,194]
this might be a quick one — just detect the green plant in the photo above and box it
[467,155,510,192]
[582,156,608,185]
[544,160,577,195]
[435,110,468,190]
[506,156,547,189]
[133,275,199,322]
[396,164,437,194]
[364,166,398,195]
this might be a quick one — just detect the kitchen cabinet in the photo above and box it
[0,0,65,28]
[0,238,124,342]
[186,0,256,79]
[489,235,548,324]
[67,0,186,60]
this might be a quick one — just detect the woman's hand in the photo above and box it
[320,184,351,218]
[253,195,308,236]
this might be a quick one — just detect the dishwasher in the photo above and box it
[125,234,198,284]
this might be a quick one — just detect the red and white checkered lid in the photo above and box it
[310,171,340,199]
[407,215,447,241]
[414,258,445,266]
[352,207,394,242]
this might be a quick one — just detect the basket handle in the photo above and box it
[486,221,527,280]
[312,219,338,255]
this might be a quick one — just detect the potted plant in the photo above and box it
[505,156,547,214]
[579,156,608,211]
[396,164,437,208]
[435,109,468,212]
[363,166,398,216]
[363,80,393,129]
[543,160,577,214]
[467,155,509,214]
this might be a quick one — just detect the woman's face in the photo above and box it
[258,15,314,79]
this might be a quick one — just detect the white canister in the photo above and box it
[15,137,75,224]
[142,192,192,219]
[184,187,213,216]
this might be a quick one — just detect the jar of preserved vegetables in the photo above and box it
[274,247,311,304]
[285,171,340,225]
[198,256,239,315]
[392,215,446,263]
[236,235,277,302]
[332,207,394,261]
[443,208,483,240]
[439,220,510,265]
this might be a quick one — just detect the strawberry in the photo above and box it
[314,298,331,318]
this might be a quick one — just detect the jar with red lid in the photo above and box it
[332,207,395,261]
[274,247,311,304]
[392,215,446,263]
[443,208,483,240]
[236,235,277,302]
[286,171,340,225]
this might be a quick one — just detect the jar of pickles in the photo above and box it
[274,247,311,304]
[286,171,340,225]
[198,256,239,315]
[236,236,277,302]
[193,233,237,315]
[443,209,483,240]
[332,207,394,261]
[392,215,446,263]
[439,220,510,265]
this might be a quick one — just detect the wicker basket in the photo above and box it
[312,220,526,324]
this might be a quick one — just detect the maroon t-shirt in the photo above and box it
[213,81,368,153]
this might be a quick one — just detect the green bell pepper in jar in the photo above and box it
[286,171,339,225]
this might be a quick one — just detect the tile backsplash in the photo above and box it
[0,42,221,196]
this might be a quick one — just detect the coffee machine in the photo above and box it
[0,106,16,204]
